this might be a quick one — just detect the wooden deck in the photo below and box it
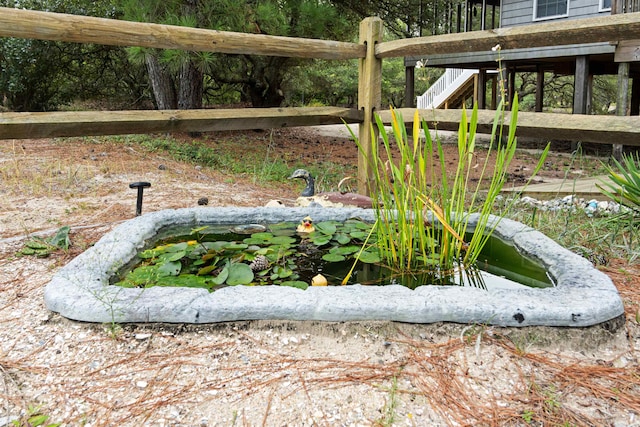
[502,175,613,199]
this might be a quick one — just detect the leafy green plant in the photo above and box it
[375,376,400,427]
[115,220,380,290]
[521,409,535,424]
[12,405,60,427]
[352,100,549,286]
[598,152,640,217]
[18,226,71,257]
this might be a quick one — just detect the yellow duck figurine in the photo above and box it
[296,216,315,234]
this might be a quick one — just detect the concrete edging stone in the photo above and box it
[44,207,625,327]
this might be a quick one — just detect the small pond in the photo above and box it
[44,207,624,327]
[111,221,554,292]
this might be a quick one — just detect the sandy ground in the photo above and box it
[1,129,639,426]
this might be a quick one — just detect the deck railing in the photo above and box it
[417,68,478,109]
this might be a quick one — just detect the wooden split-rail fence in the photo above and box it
[2,7,640,193]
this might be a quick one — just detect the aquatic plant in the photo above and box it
[114,220,381,290]
[351,98,549,286]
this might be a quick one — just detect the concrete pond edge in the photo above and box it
[44,207,625,327]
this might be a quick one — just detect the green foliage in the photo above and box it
[499,198,640,264]
[12,405,60,427]
[115,220,378,290]
[0,0,144,111]
[120,0,359,107]
[332,0,455,38]
[598,152,640,216]
[18,226,71,257]
[286,59,359,107]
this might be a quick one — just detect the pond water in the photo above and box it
[113,221,554,292]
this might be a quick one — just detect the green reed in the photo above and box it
[352,96,549,286]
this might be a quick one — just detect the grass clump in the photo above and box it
[101,133,353,190]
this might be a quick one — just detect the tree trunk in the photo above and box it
[178,61,203,110]
[246,83,285,107]
[145,54,177,110]
[244,58,286,107]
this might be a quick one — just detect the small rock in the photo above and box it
[136,380,148,388]
[158,164,167,170]
[265,200,285,207]
[197,197,209,206]
[135,333,152,340]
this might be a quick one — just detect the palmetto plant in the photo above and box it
[352,97,549,286]
[598,152,640,216]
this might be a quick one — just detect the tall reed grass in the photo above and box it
[353,97,549,286]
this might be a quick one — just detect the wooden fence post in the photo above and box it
[357,17,383,196]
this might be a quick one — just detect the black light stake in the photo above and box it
[129,182,151,216]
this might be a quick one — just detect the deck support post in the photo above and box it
[573,56,590,115]
[477,69,487,109]
[631,75,640,116]
[405,65,416,108]
[357,17,383,196]
[572,55,590,152]
[614,62,630,160]
[535,65,544,112]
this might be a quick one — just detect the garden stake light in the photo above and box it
[129,181,151,216]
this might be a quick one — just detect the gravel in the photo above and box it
[1,236,638,426]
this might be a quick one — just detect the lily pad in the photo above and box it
[154,274,211,289]
[226,263,254,285]
[167,242,189,252]
[203,241,231,252]
[157,260,181,276]
[322,253,346,262]
[349,231,368,240]
[211,266,229,285]
[311,235,332,246]
[114,265,158,287]
[329,245,360,256]
[315,221,337,235]
[271,236,296,245]
[251,232,274,240]
[280,280,309,290]
[163,250,187,262]
[333,233,351,245]
[358,250,381,264]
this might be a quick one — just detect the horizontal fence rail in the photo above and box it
[4,105,638,146]
[378,109,640,146]
[376,12,640,57]
[0,7,364,60]
[0,107,363,139]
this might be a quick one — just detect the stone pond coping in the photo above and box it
[44,207,624,327]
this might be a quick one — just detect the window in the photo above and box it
[600,0,611,11]
[534,0,569,19]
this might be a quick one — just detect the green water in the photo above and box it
[123,222,554,290]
